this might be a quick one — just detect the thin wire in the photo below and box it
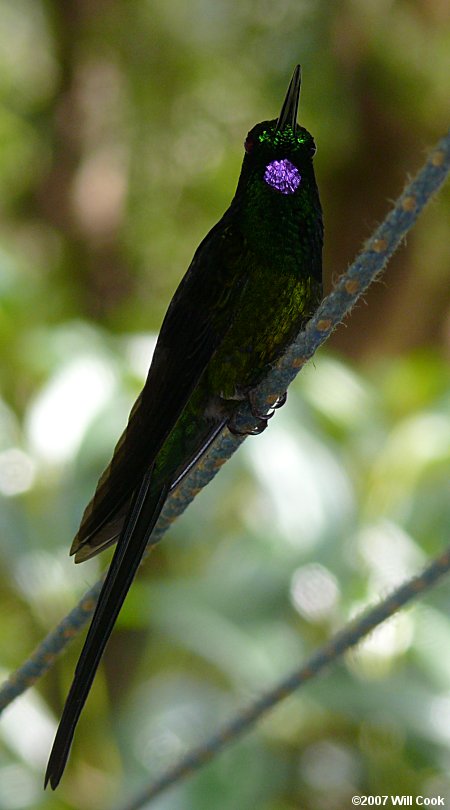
[0,129,448,714]
[116,546,450,810]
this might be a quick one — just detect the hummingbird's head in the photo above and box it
[235,66,318,205]
[234,66,322,260]
[242,119,316,196]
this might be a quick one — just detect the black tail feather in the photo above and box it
[45,470,169,789]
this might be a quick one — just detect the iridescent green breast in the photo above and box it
[206,257,321,400]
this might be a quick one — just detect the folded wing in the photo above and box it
[71,215,247,561]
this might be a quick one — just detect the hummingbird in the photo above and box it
[45,65,323,788]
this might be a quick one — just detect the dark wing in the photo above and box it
[71,214,246,561]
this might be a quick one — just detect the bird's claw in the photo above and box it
[272,391,287,410]
[228,416,268,436]
[227,391,287,436]
[248,390,288,421]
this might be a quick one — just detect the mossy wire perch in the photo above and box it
[0,130,448,748]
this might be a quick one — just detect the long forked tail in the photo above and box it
[45,470,169,790]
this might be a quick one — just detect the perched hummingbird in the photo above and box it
[45,65,323,788]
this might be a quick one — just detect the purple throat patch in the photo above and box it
[264,159,301,195]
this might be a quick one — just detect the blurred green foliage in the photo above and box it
[0,1,449,808]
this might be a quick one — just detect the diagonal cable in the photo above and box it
[116,544,450,810]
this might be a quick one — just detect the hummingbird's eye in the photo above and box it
[244,135,255,154]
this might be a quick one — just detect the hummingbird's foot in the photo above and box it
[272,391,287,410]
[228,416,269,436]
[248,390,288,421]
[227,391,287,436]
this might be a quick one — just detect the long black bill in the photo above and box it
[276,64,301,134]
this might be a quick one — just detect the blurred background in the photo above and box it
[0,1,449,808]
